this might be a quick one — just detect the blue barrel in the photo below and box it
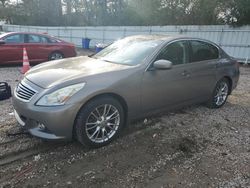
[82,38,90,49]
[95,46,104,53]
[95,43,106,53]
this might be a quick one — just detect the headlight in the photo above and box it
[36,83,85,106]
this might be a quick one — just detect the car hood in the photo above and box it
[25,56,132,88]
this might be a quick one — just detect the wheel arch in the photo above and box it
[223,76,233,95]
[72,92,128,139]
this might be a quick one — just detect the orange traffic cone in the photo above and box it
[21,47,30,74]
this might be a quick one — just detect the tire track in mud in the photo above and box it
[0,120,41,166]
[0,126,67,167]
[0,141,67,166]
[0,141,69,187]
[0,114,173,167]
[0,136,41,166]
[0,117,163,167]
[0,146,46,166]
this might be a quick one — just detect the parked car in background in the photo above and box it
[0,32,77,65]
[13,35,239,148]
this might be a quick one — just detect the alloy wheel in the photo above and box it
[214,81,229,106]
[50,53,63,60]
[85,104,120,143]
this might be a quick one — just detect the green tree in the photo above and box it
[128,0,161,25]
[188,0,221,25]
[0,0,8,7]
[219,0,250,25]
[1,0,250,26]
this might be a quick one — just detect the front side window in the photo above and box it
[4,34,24,43]
[28,34,49,43]
[155,41,189,65]
[190,41,219,62]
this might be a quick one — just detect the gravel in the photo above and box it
[0,64,249,188]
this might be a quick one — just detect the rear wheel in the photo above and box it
[207,78,230,108]
[49,52,64,61]
[75,96,125,148]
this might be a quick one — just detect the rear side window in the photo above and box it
[4,34,24,43]
[155,41,189,65]
[27,34,49,43]
[190,41,219,62]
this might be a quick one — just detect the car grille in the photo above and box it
[15,81,37,102]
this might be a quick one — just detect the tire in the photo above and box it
[49,52,64,61]
[207,78,230,109]
[75,96,125,148]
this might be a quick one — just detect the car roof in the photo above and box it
[0,32,68,43]
[0,32,52,38]
[124,34,219,47]
[125,34,204,42]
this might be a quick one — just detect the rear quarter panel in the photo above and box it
[215,57,240,92]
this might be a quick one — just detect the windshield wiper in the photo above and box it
[89,57,114,63]
[88,54,96,58]
[101,59,114,63]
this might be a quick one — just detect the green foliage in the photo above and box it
[220,0,250,25]
[0,0,249,26]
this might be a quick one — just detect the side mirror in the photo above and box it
[153,60,173,70]
[0,40,5,45]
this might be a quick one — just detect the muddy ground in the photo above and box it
[0,61,249,187]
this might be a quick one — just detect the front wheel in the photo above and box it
[75,96,125,148]
[207,78,230,108]
[49,52,64,61]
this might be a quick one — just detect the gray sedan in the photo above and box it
[13,35,239,148]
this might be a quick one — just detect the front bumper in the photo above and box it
[14,110,66,140]
[12,79,80,140]
[13,102,77,140]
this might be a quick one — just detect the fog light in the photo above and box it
[38,123,45,130]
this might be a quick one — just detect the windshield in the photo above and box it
[0,32,9,39]
[93,37,163,66]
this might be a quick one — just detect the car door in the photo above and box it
[141,40,194,113]
[186,40,218,99]
[0,34,24,64]
[24,34,52,63]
